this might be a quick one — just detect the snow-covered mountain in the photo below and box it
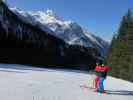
[11,8,109,56]
[0,1,101,69]
[0,64,133,100]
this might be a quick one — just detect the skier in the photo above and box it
[97,64,109,93]
[94,62,101,91]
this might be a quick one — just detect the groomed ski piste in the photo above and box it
[0,64,133,100]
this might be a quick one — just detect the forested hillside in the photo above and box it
[105,9,133,81]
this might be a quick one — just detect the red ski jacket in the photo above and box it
[95,65,109,72]
[95,65,109,77]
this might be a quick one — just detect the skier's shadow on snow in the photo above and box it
[105,90,133,96]
[0,69,26,73]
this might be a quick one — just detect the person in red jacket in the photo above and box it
[93,62,109,92]
[97,64,109,93]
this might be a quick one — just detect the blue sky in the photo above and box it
[6,0,133,41]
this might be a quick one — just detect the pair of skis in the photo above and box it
[80,84,112,95]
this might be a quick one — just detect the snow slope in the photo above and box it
[10,8,109,56]
[0,64,133,100]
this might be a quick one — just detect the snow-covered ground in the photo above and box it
[0,64,133,100]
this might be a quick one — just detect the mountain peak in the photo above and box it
[46,9,57,17]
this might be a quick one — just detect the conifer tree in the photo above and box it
[105,9,133,81]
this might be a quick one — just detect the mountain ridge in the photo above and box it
[10,8,109,56]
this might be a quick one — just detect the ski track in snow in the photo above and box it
[0,64,133,100]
